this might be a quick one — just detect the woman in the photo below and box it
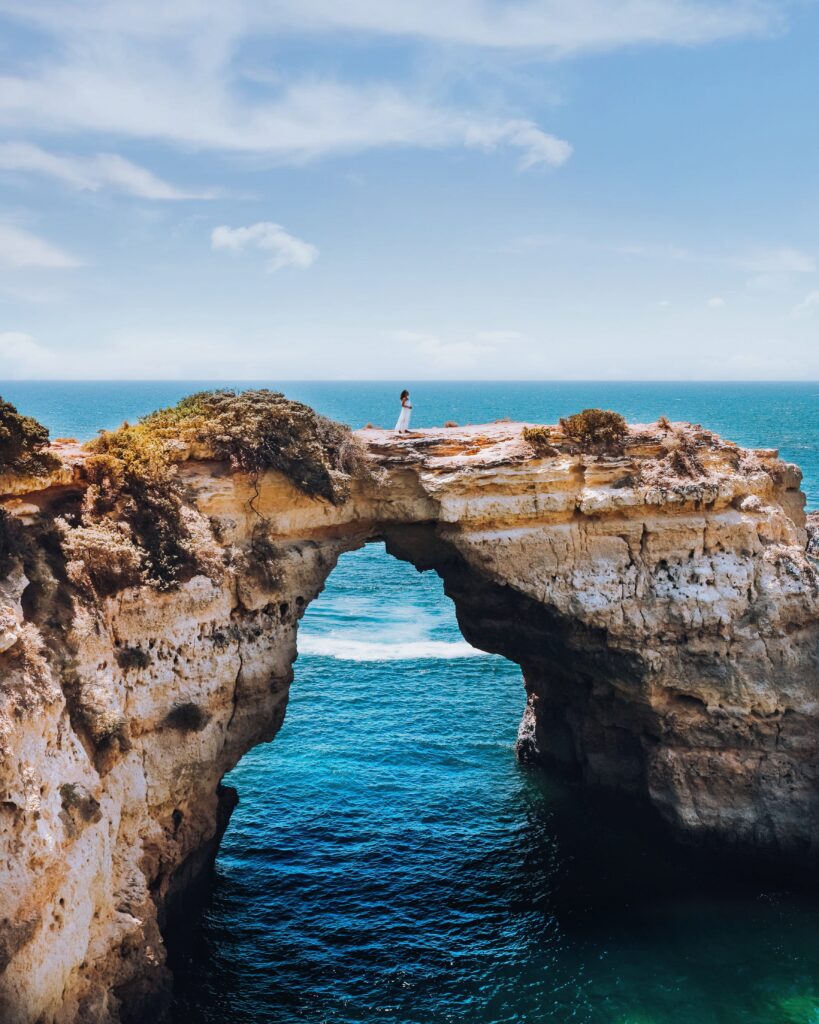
[395,389,412,434]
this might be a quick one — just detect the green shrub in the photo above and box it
[522,425,558,455]
[559,408,628,452]
[0,397,59,475]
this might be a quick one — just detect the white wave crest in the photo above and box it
[298,636,485,662]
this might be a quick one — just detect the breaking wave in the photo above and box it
[297,635,485,662]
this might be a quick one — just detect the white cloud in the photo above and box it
[0,3,582,171]
[464,120,572,169]
[739,246,815,291]
[0,1,785,173]
[0,282,65,304]
[739,247,815,275]
[0,68,572,171]
[0,330,52,375]
[0,328,236,379]
[275,0,781,51]
[0,141,214,199]
[0,223,82,269]
[391,329,505,367]
[792,290,819,318]
[474,329,525,343]
[0,1,781,54]
[211,222,318,271]
[499,234,818,300]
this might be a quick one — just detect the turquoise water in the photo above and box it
[3,382,819,1024]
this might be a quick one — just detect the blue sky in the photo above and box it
[0,0,817,379]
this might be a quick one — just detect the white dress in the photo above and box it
[395,401,412,432]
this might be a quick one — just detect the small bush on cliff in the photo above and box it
[9,623,50,687]
[58,520,144,597]
[115,645,152,671]
[74,443,223,591]
[0,397,59,476]
[164,701,211,733]
[559,408,628,453]
[522,425,559,456]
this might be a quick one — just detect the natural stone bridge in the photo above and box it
[1,418,817,1022]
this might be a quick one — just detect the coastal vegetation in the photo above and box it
[524,409,629,455]
[60,389,370,594]
[559,408,628,451]
[0,396,59,476]
[86,389,369,505]
[1,389,370,598]
[0,395,57,577]
[522,425,559,455]
[521,409,727,484]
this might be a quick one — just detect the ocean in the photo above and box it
[3,381,818,1024]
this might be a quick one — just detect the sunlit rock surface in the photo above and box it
[0,419,816,1022]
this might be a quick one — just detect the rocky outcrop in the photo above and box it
[0,417,816,1022]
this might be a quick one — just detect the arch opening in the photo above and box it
[166,542,819,1024]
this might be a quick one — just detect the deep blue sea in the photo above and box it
[3,381,819,1024]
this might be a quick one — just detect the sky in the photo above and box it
[0,0,818,380]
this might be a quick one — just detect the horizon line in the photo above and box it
[2,379,818,386]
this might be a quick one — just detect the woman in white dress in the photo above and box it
[395,389,412,434]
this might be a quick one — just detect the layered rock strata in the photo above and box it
[0,419,816,1022]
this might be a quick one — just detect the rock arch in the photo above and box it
[1,419,817,1022]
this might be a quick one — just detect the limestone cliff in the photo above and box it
[0,416,816,1023]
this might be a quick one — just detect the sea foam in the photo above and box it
[297,635,485,661]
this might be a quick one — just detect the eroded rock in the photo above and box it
[0,418,816,1023]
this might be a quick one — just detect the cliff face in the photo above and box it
[0,420,816,1023]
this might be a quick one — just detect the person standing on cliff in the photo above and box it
[395,389,412,434]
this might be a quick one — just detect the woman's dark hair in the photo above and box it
[400,390,409,400]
